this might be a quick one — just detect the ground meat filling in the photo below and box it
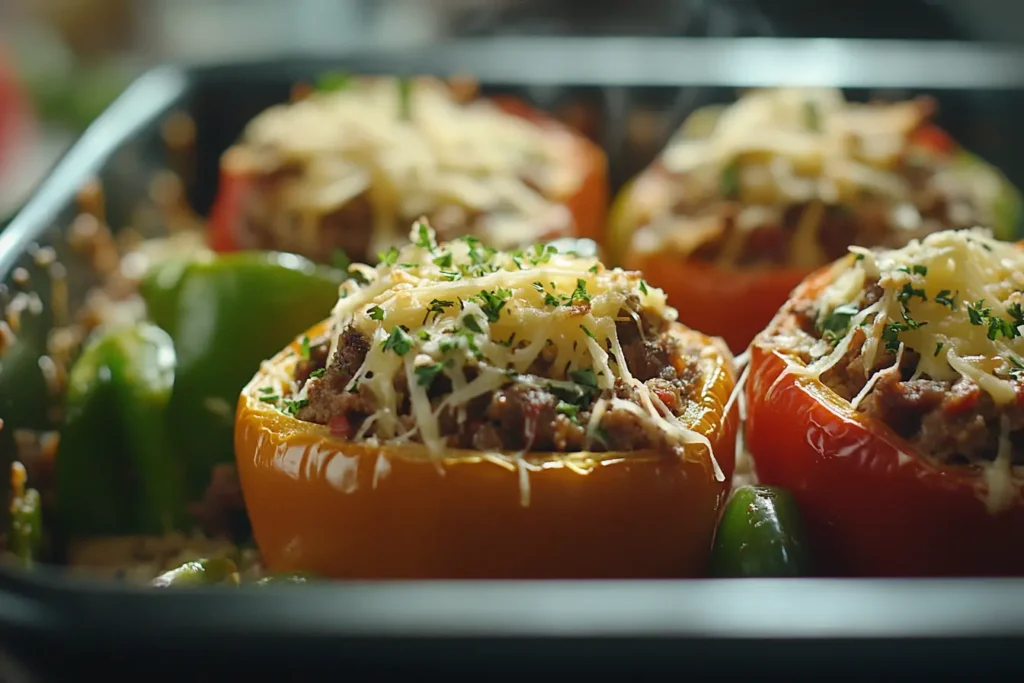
[295,308,703,454]
[794,287,1024,467]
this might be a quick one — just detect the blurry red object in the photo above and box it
[0,43,35,184]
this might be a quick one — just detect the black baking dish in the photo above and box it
[2,37,1024,679]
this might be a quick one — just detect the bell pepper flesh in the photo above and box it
[56,322,187,538]
[234,321,738,579]
[745,268,1024,577]
[141,251,343,498]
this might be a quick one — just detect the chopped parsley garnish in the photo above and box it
[935,290,956,309]
[639,280,649,295]
[316,71,351,92]
[897,283,927,304]
[425,298,454,323]
[414,362,445,387]
[299,336,311,360]
[309,368,326,379]
[433,252,453,268]
[803,101,821,132]
[332,249,351,271]
[413,220,436,251]
[881,321,909,353]
[282,398,308,416]
[580,325,596,339]
[1009,302,1024,328]
[912,265,928,276]
[934,342,944,357]
[570,367,599,390]
[967,299,990,326]
[532,282,545,293]
[462,314,484,334]
[348,268,370,286]
[367,305,386,321]
[259,394,280,404]
[378,246,400,265]
[720,160,740,199]
[988,316,1018,341]
[555,401,580,423]
[473,288,512,323]
[498,332,517,347]
[259,386,275,394]
[588,264,599,274]
[817,302,859,344]
[417,330,431,341]
[439,270,461,281]
[544,292,560,307]
[527,243,558,266]
[382,326,413,355]
[397,77,413,121]
[568,278,591,306]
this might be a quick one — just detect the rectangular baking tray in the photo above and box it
[3,37,1024,678]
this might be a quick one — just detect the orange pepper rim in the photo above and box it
[237,319,738,471]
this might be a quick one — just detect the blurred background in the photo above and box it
[0,0,1019,218]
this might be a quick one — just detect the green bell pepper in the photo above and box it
[151,557,241,587]
[709,485,813,578]
[56,322,187,537]
[140,251,343,497]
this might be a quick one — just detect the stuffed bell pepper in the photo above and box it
[235,221,738,579]
[610,88,1022,352]
[210,76,608,264]
[745,228,1024,577]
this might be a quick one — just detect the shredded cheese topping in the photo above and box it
[283,222,725,480]
[777,228,1024,512]
[630,88,1001,265]
[231,77,583,256]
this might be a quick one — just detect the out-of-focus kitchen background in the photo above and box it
[0,0,1018,218]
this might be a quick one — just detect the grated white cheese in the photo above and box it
[779,228,1024,512]
[303,222,725,499]
[235,77,583,251]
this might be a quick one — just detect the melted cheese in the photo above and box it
[236,77,582,254]
[309,221,722,481]
[784,228,1024,512]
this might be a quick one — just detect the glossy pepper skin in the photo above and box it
[56,322,187,538]
[609,121,1023,353]
[208,95,608,258]
[140,251,343,498]
[235,321,738,580]
[745,265,1024,577]
[709,485,813,578]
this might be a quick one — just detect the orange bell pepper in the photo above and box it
[209,92,608,257]
[745,265,1024,577]
[234,321,738,580]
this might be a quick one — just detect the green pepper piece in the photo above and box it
[709,485,814,578]
[56,322,187,537]
[953,149,1024,242]
[255,571,315,586]
[151,557,241,587]
[140,251,343,498]
[8,462,42,569]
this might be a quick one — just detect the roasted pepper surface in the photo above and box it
[609,116,1023,353]
[57,322,186,537]
[235,321,738,580]
[209,95,608,258]
[141,251,343,498]
[709,485,813,578]
[745,266,1024,577]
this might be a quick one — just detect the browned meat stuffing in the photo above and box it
[797,294,1024,467]
[293,310,704,454]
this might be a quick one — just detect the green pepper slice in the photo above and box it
[709,485,813,578]
[140,251,343,497]
[56,322,187,537]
